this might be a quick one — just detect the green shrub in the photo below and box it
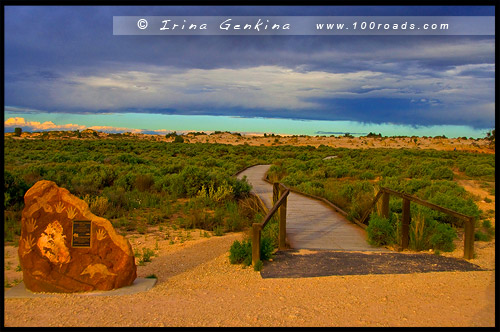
[421,187,480,227]
[140,248,155,264]
[134,174,155,192]
[229,239,252,266]
[259,237,275,261]
[223,201,246,232]
[174,135,185,143]
[229,236,275,267]
[430,166,454,180]
[261,219,279,249]
[409,213,430,251]
[406,164,430,178]
[213,225,224,236]
[474,230,490,242]
[359,171,375,180]
[327,166,349,178]
[429,222,457,252]
[366,213,395,246]
[267,164,287,182]
[465,164,495,178]
[4,171,29,209]
[117,153,146,165]
[253,260,263,271]
[83,195,110,217]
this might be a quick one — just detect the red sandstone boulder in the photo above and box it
[18,180,137,293]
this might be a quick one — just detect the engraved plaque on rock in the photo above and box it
[72,220,92,248]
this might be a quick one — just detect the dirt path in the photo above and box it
[456,179,495,226]
[3,230,495,327]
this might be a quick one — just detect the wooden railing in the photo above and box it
[252,183,290,265]
[360,187,475,259]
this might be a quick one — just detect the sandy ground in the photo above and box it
[7,131,495,154]
[181,133,495,154]
[3,224,495,327]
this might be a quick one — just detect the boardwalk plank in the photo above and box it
[237,165,387,252]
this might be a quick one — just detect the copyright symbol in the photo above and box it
[137,19,148,30]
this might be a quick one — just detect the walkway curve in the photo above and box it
[237,165,387,251]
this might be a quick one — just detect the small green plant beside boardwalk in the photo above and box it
[367,212,458,252]
[229,237,273,270]
[365,188,478,258]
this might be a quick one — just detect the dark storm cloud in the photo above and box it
[4,6,496,129]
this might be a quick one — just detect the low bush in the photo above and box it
[429,222,457,252]
[474,230,490,242]
[4,171,29,209]
[253,260,263,271]
[83,195,110,217]
[229,239,252,266]
[430,166,454,180]
[229,235,275,268]
[134,174,155,192]
[465,164,495,178]
[139,248,155,265]
[174,135,185,143]
[359,171,375,180]
[366,213,395,246]
[409,213,430,251]
[482,220,492,229]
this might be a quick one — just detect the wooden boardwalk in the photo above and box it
[237,165,387,251]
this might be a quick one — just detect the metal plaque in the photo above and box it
[72,220,92,248]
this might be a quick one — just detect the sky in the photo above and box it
[3,5,496,138]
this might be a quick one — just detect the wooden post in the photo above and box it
[464,217,475,259]
[381,191,390,218]
[252,223,262,265]
[273,183,280,205]
[279,191,287,250]
[401,198,410,249]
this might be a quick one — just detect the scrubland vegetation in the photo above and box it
[266,147,494,252]
[4,133,495,266]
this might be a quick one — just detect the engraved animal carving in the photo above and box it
[25,193,56,216]
[41,201,53,213]
[80,263,116,279]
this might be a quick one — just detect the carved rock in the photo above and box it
[18,180,137,293]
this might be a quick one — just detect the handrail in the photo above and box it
[252,184,289,266]
[380,187,472,221]
[261,188,290,229]
[361,187,475,259]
